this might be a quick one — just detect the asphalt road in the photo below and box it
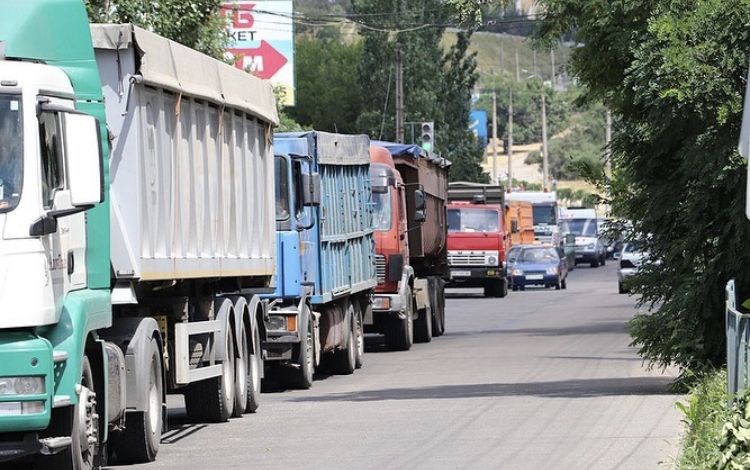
[121,263,682,470]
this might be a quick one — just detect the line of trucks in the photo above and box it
[0,4,452,467]
[0,3,607,468]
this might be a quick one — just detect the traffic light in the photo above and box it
[420,122,434,153]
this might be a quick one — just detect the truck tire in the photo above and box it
[38,356,98,470]
[354,297,372,369]
[414,306,432,343]
[284,314,315,389]
[430,279,446,337]
[355,301,366,369]
[113,338,162,463]
[184,327,236,423]
[330,315,356,375]
[232,323,250,417]
[384,286,414,351]
[245,322,262,413]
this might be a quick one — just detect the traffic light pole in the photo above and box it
[395,42,404,144]
[491,90,497,184]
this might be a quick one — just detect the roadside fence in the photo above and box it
[726,279,750,402]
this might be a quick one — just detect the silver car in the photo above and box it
[618,241,645,294]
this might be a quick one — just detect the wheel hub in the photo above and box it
[76,384,99,460]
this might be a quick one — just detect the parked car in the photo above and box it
[507,245,569,291]
[618,241,645,293]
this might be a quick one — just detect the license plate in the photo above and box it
[526,274,543,280]
[451,270,471,278]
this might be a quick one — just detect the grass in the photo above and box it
[678,370,730,469]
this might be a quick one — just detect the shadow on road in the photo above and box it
[286,376,677,403]
[444,320,627,338]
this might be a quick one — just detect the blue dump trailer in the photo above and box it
[263,132,376,388]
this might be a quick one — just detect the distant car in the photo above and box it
[560,218,607,267]
[507,244,568,291]
[618,241,645,294]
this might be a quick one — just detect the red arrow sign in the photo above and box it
[229,41,287,80]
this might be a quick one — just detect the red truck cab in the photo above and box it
[446,201,508,297]
[368,146,425,351]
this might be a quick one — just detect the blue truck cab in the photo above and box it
[263,132,376,389]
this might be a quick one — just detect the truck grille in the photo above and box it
[448,253,486,266]
[375,255,386,284]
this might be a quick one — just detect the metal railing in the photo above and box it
[726,279,750,400]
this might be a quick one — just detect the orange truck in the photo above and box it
[504,200,535,251]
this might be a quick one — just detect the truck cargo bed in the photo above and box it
[92,24,278,282]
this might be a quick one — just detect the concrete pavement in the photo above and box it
[120,263,682,470]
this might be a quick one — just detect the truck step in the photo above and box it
[52,350,68,363]
[39,436,72,455]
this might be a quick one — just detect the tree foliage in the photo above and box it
[86,0,228,58]
[287,38,363,134]
[352,0,488,182]
[537,0,750,372]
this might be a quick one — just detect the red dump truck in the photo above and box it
[367,142,450,350]
[446,182,509,297]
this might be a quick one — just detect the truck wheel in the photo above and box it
[232,324,250,417]
[430,278,445,337]
[285,314,315,389]
[38,356,99,470]
[245,323,263,413]
[330,313,356,375]
[354,303,365,369]
[384,287,414,351]
[113,338,162,463]
[414,306,433,344]
[184,326,236,423]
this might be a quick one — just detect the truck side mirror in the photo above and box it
[414,209,426,224]
[302,172,321,206]
[414,189,426,212]
[511,219,519,233]
[64,113,103,206]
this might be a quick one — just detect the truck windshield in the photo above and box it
[532,204,557,226]
[0,95,23,213]
[448,208,499,233]
[372,189,392,231]
[274,157,290,220]
[562,218,597,236]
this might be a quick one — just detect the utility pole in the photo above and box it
[507,89,514,192]
[533,50,538,77]
[395,42,404,143]
[515,47,520,82]
[605,108,612,178]
[541,92,549,191]
[492,90,498,184]
[550,49,556,88]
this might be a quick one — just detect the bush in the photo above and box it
[679,370,730,469]
[525,151,542,165]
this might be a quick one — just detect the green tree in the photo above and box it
[86,0,228,58]
[353,0,488,182]
[287,38,363,134]
[537,0,750,374]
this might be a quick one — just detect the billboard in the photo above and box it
[221,1,295,105]
[469,109,488,146]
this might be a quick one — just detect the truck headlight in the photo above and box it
[486,255,498,266]
[0,400,45,415]
[0,376,45,396]
[267,315,287,331]
[546,267,558,275]
[511,268,523,276]
[373,297,391,310]
[587,243,595,250]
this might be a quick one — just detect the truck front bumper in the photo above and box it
[0,332,55,462]
[447,266,504,288]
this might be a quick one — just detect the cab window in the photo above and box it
[274,156,290,220]
[39,111,64,209]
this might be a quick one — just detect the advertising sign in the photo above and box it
[221,1,295,105]
[469,109,488,146]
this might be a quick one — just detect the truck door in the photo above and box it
[291,157,318,287]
